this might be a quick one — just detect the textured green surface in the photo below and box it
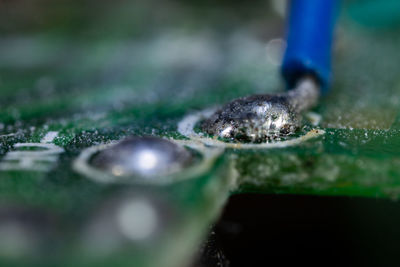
[0,0,400,266]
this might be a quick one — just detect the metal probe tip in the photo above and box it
[201,76,320,143]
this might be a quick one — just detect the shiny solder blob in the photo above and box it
[91,136,193,177]
[202,76,320,143]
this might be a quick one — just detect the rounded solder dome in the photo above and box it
[202,94,299,143]
[202,77,320,143]
[90,136,194,178]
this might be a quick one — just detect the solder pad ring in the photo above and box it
[73,138,223,185]
[177,108,325,149]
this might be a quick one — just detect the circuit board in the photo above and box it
[1,0,400,266]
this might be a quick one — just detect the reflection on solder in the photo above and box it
[91,136,194,178]
[135,149,159,172]
[202,76,320,143]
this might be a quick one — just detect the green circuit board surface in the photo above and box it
[1,0,400,266]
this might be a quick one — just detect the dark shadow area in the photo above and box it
[198,194,400,267]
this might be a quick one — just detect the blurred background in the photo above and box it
[1,0,400,266]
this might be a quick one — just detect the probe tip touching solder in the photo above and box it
[201,76,320,143]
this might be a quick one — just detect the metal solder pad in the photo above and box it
[201,77,320,143]
[201,94,300,143]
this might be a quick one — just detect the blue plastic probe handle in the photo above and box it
[281,0,339,93]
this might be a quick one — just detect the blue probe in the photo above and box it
[202,0,340,141]
[282,0,340,93]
